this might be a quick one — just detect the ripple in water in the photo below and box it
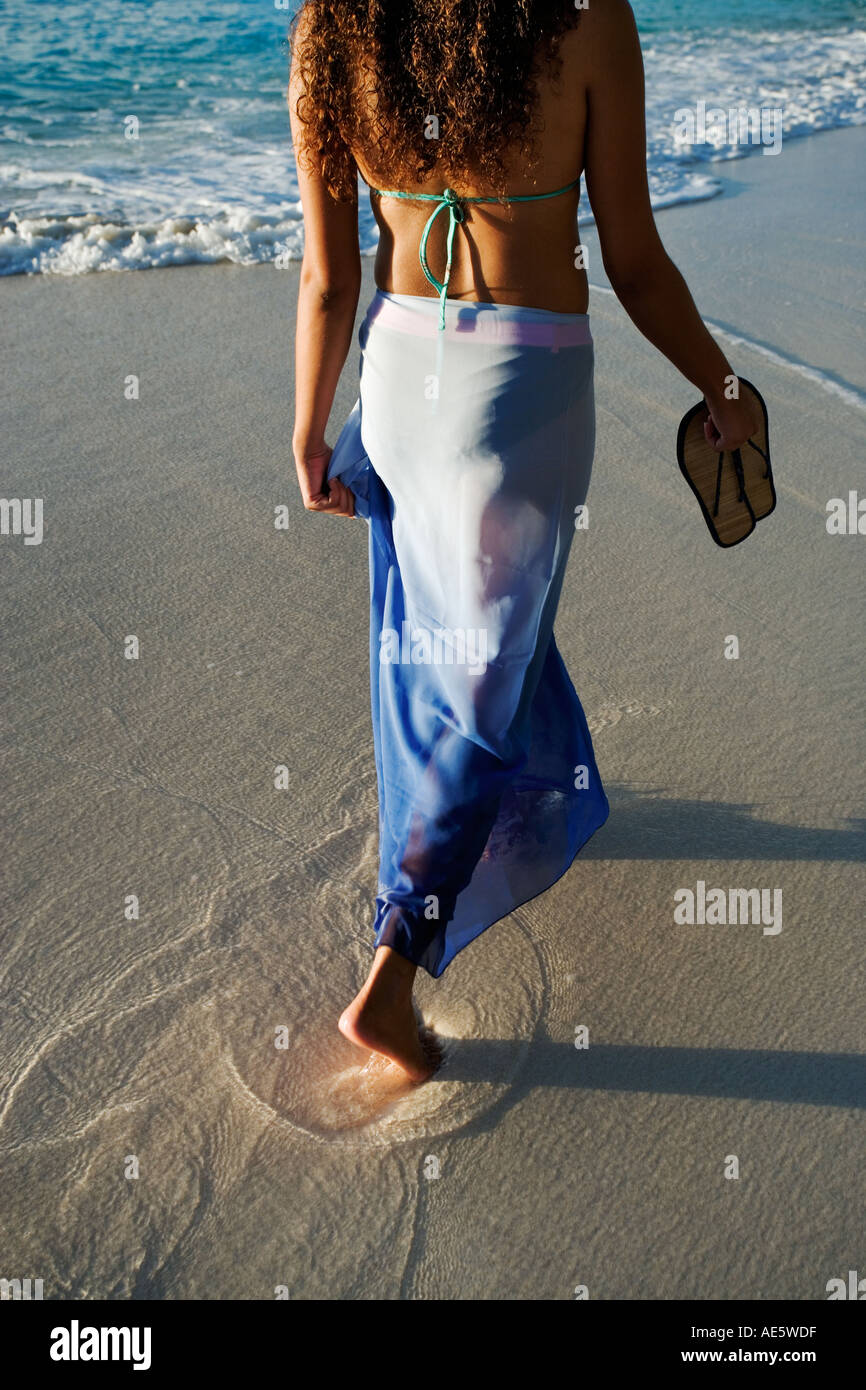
[225,917,545,1148]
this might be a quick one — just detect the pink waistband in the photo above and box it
[366,292,593,349]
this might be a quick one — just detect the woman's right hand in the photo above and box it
[294,444,356,518]
[702,385,762,453]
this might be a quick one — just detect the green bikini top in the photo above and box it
[369,177,580,330]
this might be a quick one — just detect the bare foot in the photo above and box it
[339,947,442,1083]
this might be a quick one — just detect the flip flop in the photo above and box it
[676,377,776,547]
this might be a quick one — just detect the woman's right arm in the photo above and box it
[582,0,760,450]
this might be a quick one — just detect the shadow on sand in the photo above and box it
[579,784,865,862]
[435,1039,865,1110]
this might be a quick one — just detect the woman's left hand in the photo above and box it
[295,445,356,518]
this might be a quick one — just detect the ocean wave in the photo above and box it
[0,208,305,276]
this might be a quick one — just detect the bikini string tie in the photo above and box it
[418,188,467,331]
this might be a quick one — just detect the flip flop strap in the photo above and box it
[745,437,771,478]
[713,453,724,517]
[732,448,747,502]
[712,450,747,518]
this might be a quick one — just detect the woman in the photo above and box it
[288,0,760,1083]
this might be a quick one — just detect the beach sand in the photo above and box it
[1,126,864,1300]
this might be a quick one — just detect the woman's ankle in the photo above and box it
[366,945,417,999]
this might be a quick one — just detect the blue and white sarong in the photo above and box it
[328,289,609,977]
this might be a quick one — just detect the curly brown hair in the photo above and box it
[290,0,583,202]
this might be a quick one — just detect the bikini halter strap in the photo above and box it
[370,179,580,330]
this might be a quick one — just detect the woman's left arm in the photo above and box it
[288,17,361,517]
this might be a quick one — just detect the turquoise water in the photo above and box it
[1,0,863,274]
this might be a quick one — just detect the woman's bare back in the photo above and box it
[351,23,591,313]
[291,0,759,474]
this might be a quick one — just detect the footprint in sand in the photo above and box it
[587,697,673,736]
